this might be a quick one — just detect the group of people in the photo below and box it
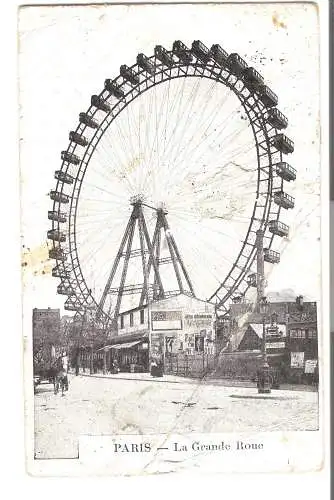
[72,353,120,375]
[58,350,163,379]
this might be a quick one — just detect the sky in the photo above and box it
[19,2,321,323]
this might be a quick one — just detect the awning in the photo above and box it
[97,340,142,351]
[97,345,112,352]
[111,340,142,350]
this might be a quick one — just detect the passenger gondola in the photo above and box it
[48,210,67,223]
[270,134,294,154]
[120,65,140,86]
[57,284,74,295]
[227,53,248,76]
[258,85,278,108]
[55,171,74,185]
[210,44,229,66]
[264,249,280,264]
[69,131,88,147]
[104,79,125,99]
[61,151,80,165]
[50,190,70,204]
[79,112,98,129]
[267,220,289,237]
[242,67,264,91]
[173,40,192,63]
[52,266,70,278]
[91,95,111,113]
[137,53,155,75]
[47,229,66,243]
[267,108,288,129]
[275,162,296,182]
[155,45,174,67]
[274,190,295,209]
[192,40,210,63]
[64,299,78,311]
[49,247,67,261]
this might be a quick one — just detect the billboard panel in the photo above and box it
[151,311,182,330]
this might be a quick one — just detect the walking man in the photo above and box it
[61,351,69,390]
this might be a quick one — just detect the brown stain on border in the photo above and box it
[272,12,287,30]
[21,242,52,276]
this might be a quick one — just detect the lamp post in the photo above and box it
[255,228,271,393]
[271,311,278,325]
[258,296,271,394]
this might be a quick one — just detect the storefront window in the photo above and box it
[307,329,317,339]
[140,309,145,324]
[120,315,124,329]
[130,312,134,327]
[290,329,306,338]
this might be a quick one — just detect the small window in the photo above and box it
[308,329,317,339]
[130,312,134,327]
[120,315,124,329]
[290,329,306,339]
[290,329,297,338]
[140,309,144,324]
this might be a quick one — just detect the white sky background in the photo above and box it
[19,3,321,316]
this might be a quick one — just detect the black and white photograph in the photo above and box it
[19,1,326,476]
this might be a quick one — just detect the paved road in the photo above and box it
[34,375,319,459]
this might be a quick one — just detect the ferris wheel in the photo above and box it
[47,40,295,323]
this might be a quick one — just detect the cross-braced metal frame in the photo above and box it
[96,199,195,327]
[48,40,295,320]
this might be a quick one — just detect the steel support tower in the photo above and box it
[98,198,194,332]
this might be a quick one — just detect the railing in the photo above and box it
[164,353,216,378]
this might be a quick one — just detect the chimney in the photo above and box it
[296,295,304,308]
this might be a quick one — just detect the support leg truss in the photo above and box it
[98,201,195,331]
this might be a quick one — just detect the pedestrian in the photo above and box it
[75,347,80,376]
[112,359,120,374]
[61,351,69,391]
[150,358,157,376]
[313,363,319,388]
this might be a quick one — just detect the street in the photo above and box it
[34,374,319,459]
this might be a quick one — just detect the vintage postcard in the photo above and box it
[19,1,328,477]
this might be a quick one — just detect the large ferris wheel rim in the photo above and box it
[50,41,287,315]
[52,51,279,313]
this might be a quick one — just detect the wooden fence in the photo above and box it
[165,351,270,380]
[164,353,216,378]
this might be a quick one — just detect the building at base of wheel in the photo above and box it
[98,294,215,373]
[218,296,319,385]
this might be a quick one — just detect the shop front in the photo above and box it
[97,294,215,376]
[111,339,149,372]
[149,295,216,376]
[98,334,150,373]
[286,322,318,385]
